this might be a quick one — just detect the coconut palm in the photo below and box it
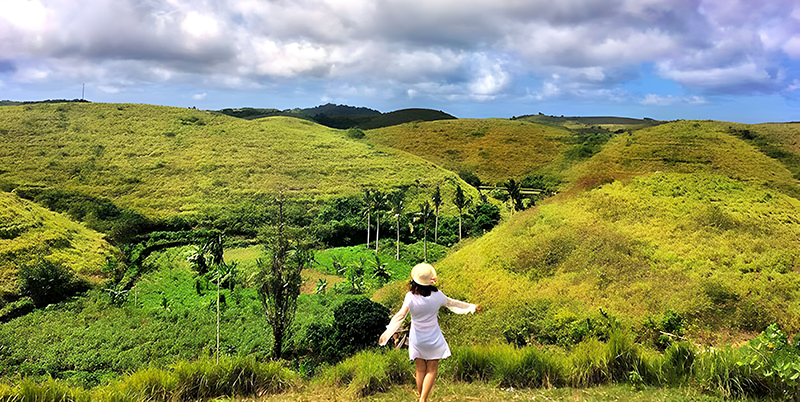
[388,189,407,260]
[504,178,524,213]
[417,200,435,261]
[432,186,443,243]
[372,191,388,253]
[453,185,472,242]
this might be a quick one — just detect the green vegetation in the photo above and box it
[1,100,799,400]
[2,327,799,401]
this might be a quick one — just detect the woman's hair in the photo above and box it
[409,280,439,297]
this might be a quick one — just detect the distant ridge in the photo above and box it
[301,103,380,116]
[218,104,455,129]
[513,113,663,129]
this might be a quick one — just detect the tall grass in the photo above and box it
[445,343,564,388]
[313,349,413,399]
[0,356,299,402]
[3,331,798,401]
[0,377,92,402]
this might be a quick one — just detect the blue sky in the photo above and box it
[1,0,799,123]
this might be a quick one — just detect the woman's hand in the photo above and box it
[379,334,388,345]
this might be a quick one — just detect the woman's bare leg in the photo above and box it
[420,359,439,402]
[414,358,426,396]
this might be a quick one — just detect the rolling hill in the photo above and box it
[365,118,571,185]
[0,102,474,220]
[564,120,800,198]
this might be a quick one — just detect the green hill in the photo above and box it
[0,190,113,296]
[0,103,473,220]
[425,172,800,346]
[366,118,570,184]
[564,120,800,198]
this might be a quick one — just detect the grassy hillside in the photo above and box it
[514,113,663,132]
[0,191,114,294]
[742,122,800,181]
[565,120,800,198]
[366,119,570,184]
[0,103,471,219]
[421,173,800,346]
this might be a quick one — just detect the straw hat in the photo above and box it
[411,263,437,286]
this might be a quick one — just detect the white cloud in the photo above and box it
[192,92,207,100]
[641,94,708,106]
[0,0,797,106]
[0,0,48,30]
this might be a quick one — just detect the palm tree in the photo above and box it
[388,189,407,260]
[453,185,472,242]
[504,178,524,213]
[373,191,387,253]
[418,201,434,261]
[363,189,373,249]
[432,186,443,244]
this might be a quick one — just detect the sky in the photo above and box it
[1,0,799,123]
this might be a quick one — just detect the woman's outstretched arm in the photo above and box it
[378,305,409,345]
[445,297,483,314]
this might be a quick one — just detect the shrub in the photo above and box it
[345,127,365,139]
[17,258,90,307]
[302,297,389,363]
[332,297,389,357]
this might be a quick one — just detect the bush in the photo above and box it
[345,127,365,139]
[17,258,90,307]
[332,297,389,357]
[304,297,389,363]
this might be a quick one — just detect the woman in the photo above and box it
[379,263,482,402]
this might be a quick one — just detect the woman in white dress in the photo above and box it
[379,263,482,402]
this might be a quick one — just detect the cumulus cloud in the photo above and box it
[0,0,798,106]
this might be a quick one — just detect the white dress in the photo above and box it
[379,290,476,360]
